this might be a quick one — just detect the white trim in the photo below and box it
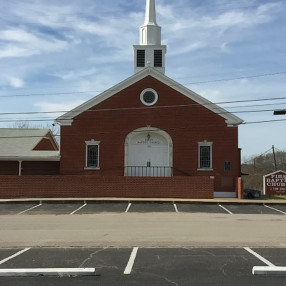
[214,192,236,198]
[140,88,158,106]
[56,68,243,126]
[85,140,100,169]
[0,156,60,161]
[198,141,213,170]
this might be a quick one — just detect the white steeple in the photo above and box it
[144,0,157,25]
[140,0,161,45]
[134,0,167,74]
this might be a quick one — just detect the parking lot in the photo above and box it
[0,247,286,285]
[0,201,286,215]
[0,201,285,285]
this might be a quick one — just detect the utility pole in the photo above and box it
[272,145,277,171]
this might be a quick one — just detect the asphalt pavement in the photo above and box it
[0,247,286,285]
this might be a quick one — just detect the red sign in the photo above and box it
[263,170,286,195]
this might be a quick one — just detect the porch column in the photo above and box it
[18,161,22,176]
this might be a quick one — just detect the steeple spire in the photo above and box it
[143,0,157,26]
[140,0,161,45]
[133,0,167,74]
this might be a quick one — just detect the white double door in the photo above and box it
[127,132,169,177]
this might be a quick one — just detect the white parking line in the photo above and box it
[124,247,138,275]
[173,202,178,213]
[264,204,286,215]
[218,204,233,215]
[70,202,87,215]
[0,268,96,277]
[252,266,286,275]
[18,203,42,215]
[244,247,275,267]
[125,203,132,213]
[0,248,30,265]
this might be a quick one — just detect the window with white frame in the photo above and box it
[198,141,213,169]
[85,140,100,169]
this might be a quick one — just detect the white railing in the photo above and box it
[125,166,173,177]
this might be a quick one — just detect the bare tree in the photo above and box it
[242,150,286,191]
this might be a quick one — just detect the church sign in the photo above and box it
[263,170,286,195]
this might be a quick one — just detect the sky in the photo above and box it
[0,0,285,161]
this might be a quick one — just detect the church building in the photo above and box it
[56,0,243,198]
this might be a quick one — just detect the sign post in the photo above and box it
[263,170,286,195]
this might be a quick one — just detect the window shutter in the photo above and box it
[137,50,145,67]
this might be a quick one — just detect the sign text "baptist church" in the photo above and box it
[263,170,286,195]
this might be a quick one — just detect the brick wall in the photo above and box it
[22,161,60,175]
[0,162,18,175]
[60,76,240,193]
[33,132,59,151]
[0,161,60,175]
[0,175,214,199]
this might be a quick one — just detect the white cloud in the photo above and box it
[0,29,68,58]
[52,68,97,81]
[192,88,223,103]
[0,46,37,58]
[8,77,25,88]
[34,100,86,118]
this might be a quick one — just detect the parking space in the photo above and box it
[0,247,285,285]
[0,249,24,263]
[176,202,225,213]
[252,248,286,266]
[128,202,175,212]
[76,202,128,214]
[219,203,283,215]
[264,204,286,214]
[25,202,84,215]
[0,203,39,215]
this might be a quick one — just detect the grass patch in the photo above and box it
[261,195,286,200]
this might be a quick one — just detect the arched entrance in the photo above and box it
[125,127,173,177]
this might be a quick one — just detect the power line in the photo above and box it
[1,117,286,140]
[0,95,286,116]
[1,71,286,98]
[242,118,286,124]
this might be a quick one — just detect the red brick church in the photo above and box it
[56,0,243,198]
[0,0,243,199]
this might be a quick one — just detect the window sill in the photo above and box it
[197,168,213,171]
[84,167,100,171]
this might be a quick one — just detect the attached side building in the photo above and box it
[0,128,60,176]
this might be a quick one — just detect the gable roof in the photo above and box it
[56,68,243,126]
[0,128,60,161]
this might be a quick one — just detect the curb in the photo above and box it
[0,198,286,204]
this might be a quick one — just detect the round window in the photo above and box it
[140,88,158,106]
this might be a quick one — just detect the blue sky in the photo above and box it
[0,0,285,160]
